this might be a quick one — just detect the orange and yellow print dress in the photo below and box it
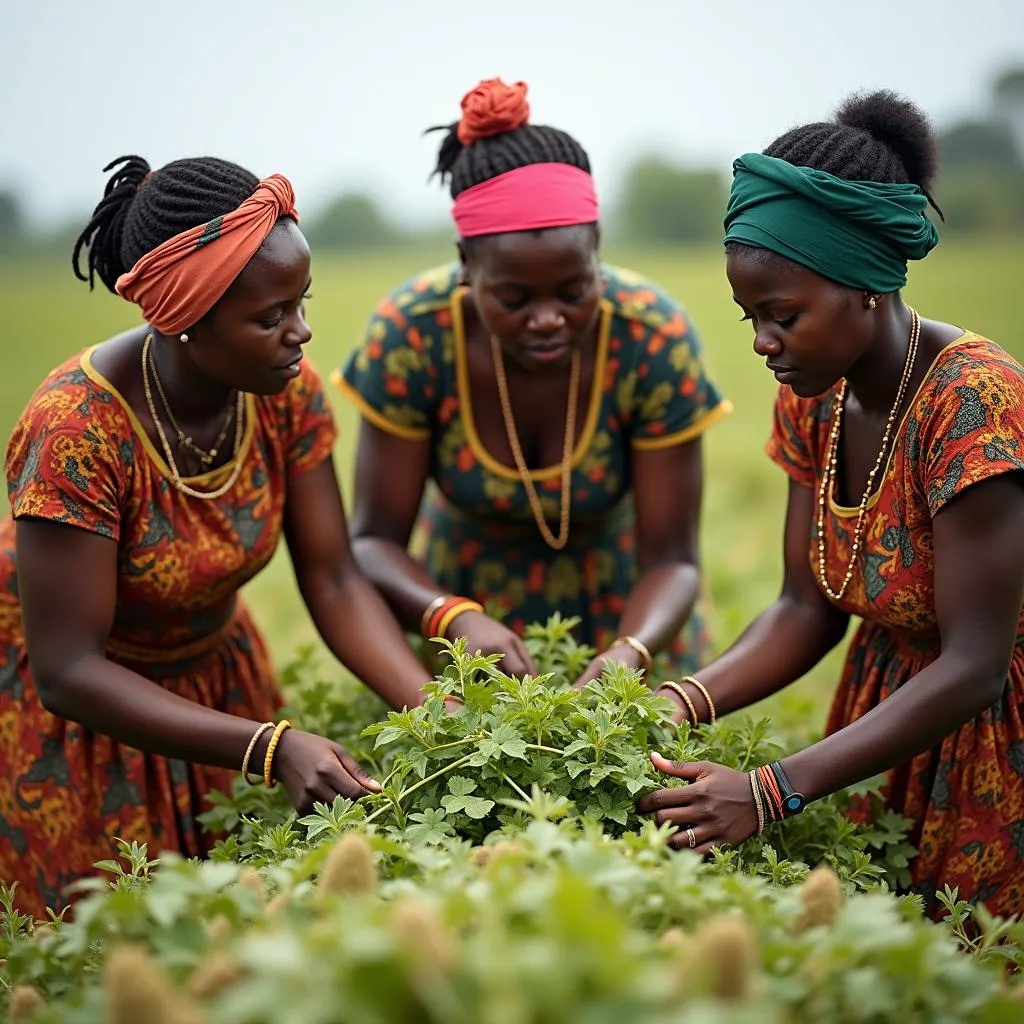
[0,348,336,917]
[768,332,1024,919]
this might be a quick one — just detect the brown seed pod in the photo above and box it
[104,944,203,1024]
[318,832,377,898]
[794,865,844,932]
[693,915,758,1002]
[187,951,248,1000]
[392,898,457,978]
[7,985,46,1024]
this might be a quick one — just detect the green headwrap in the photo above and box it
[723,152,939,293]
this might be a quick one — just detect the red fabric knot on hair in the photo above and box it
[457,78,530,146]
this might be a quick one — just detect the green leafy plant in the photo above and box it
[6,616,1017,1023]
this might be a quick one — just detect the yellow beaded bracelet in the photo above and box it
[437,600,484,639]
[682,675,717,725]
[263,720,292,788]
[242,721,274,786]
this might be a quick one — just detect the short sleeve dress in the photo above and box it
[767,332,1024,918]
[335,263,731,669]
[0,347,336,917]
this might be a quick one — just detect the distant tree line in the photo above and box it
[2,67,1022,258]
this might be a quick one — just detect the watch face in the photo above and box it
[783,793,806,814]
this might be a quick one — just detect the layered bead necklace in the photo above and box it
[816,308,921,601]
[141,333,246,500]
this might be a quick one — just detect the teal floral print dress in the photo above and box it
[334,263,730,673]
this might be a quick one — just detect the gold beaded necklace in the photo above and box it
[141,334,246,500]
[148,352,236,467]
[490,335,580,551]
[816,308,921,601]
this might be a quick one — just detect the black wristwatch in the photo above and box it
[769,760,806,817]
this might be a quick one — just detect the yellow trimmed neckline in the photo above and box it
[451,286,611,481]
[80,344,257,487]
[828,330,976,517]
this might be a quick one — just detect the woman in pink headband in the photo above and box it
[335,79,731,684]
[0,155,432,917]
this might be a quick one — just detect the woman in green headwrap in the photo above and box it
[638,91,1024,920]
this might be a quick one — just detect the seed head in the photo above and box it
[318,832,377,898]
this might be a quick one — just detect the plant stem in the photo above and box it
[502,773,531,802]
[363,753,477,826]
[426,735,484,755]
[525,744,565,756]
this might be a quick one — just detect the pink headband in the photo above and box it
[452,163,600,238]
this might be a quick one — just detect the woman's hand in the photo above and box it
[635,753,759,853]
[445,610,539,678]
[271,729,381,815]
[572,643,641,689]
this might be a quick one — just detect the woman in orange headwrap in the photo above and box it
[336,80,731,684]
[0,155,432,917]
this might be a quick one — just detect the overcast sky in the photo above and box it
[3,0,1022,230]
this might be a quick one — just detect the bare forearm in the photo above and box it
[617,562,699,658]
[351,535,450,632]
[36,655,268,768]
[300,568,432,708]
[783,649,1004,802]
[693,596,848,716]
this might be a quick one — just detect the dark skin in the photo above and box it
[638,248,1024,852]
[350,224,703,685]
[18,219,432,816]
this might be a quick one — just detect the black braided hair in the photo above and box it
[428,122,591,199]
[763,90,943,217]
[72,156,260,293]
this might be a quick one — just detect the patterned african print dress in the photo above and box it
[768,331,1024,918]
[334,264,730,671]
[0,349,336,917]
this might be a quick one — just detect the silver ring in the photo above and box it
[686,827,696,849]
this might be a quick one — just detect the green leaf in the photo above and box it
[441,793,495,819]
[403,808,455,847]
[447,775,478,797]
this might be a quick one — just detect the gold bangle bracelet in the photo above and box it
[659,680,698,725]
[437,600,483,639]
[420,595,451,639]
[242,721,274,786]
[682,676,717,725]
[611,635,653,672]
[263,720,292,788]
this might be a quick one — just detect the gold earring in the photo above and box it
[179,333,190,343]
[867,296,877,310]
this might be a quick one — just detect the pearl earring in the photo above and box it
[179,333,190,343]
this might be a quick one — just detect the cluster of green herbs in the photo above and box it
[203,617,915,893]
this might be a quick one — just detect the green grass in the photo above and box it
[2,239,1021,729]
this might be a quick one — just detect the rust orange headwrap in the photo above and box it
[115,173,299,335]
[457,78,530,146]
